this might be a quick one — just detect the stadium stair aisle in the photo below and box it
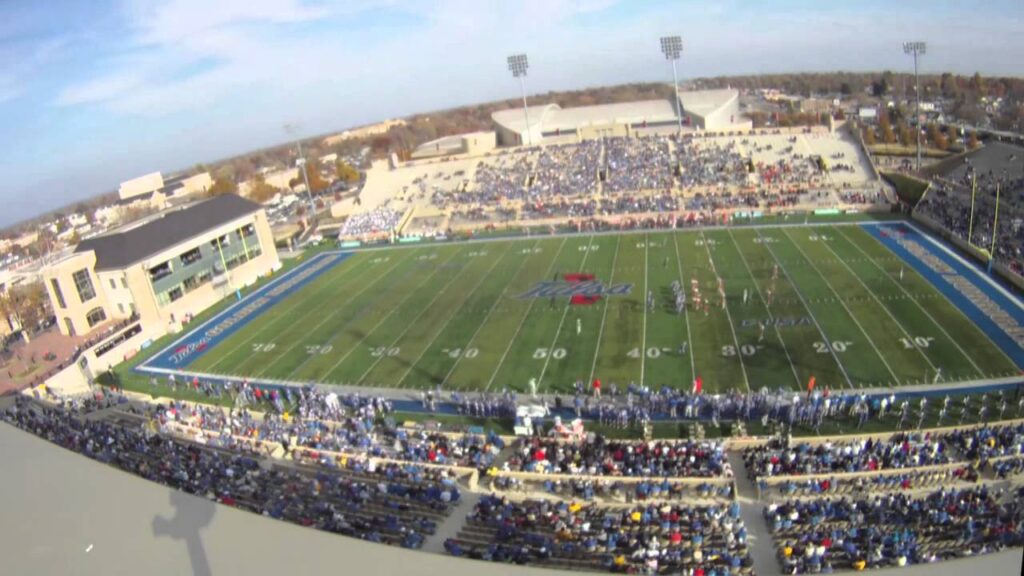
[727,450,784,576]
[422,492,482,554]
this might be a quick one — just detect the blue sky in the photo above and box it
[0,0,1021,226]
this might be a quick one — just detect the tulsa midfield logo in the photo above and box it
[518,273,634,305]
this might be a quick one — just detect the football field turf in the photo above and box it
[181,224,1021,395]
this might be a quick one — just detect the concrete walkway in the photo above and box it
[727,450,783,576]
[423,492,481,554]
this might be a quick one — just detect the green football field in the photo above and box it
[184,224,1019,395]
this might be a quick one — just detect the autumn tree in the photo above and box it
[899,123,915,147]
[928,124,948,150]
[335,161,360,183]
[208,177,237,196]
[862,126,876,145]
[246,174,279,204]
[968,132,980,149]
[2,283,49,341]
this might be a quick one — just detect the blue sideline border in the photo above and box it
[863,222,1024,369]
[137,251,351,373]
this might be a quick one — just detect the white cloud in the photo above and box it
[56,73,145,106]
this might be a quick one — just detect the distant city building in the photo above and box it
[118,171,212,201]
[858,107,879,122]
[42,194,279,338]
[322,119,407,146]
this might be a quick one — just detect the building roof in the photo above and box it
[75,194,261,271]
[678,89,738,119]
[492,100,677,134]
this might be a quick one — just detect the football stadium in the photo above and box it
[2,10,1024,576]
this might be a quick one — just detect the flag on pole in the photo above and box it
[693,376,703,395]
[807,376,816,393]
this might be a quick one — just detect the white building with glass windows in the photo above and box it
[42,194,280,338]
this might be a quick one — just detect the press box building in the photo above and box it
[42,194,280,338]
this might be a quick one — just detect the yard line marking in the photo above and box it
[641,233,649,386]
[815,227,937,372]
[352,247,487,386]
[700,230,750,392]
[441,240,541,388]
[485,237,569,392]
[204,254,390,373]
[672,231,697,381]
[756,228,854,389]
[780,227,901,386]
[587,235,621,386]
[538,235,596,392]
[836,226,990,377]
[726,229,802,389]
[249,253,415,378]
[394,242,516,388]
[634,231,651,385]
[312,248,467,382]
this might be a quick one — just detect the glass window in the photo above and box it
[121,277,127,289]
[179,247,202,266]
[72,269,96,303]
[183,274,200,292]
[50,278,66,309]
[148,261,172,282]
[168,287,183,302]
[85,307,106,328]
[109,278,116,290]
[117,303,125,314]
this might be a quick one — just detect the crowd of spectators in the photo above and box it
[2,397,457,549]
[766,486,1023,573]
[604,135,675,193]
[915,175,1024,275]
[531,141,601,197]
[446,494,752,574]
[942,423,1024,462]
[743,433,952,478]
[339,206,403,237]
[143,396,503,470]
[508,436,729,478]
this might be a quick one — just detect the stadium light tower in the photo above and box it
[902,41,926,171]
[284,123,317,224]
[660,35,684,133]
[507,53,532,146]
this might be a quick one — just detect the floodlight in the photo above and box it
[902,40,927,170]
[508,54,528,78]
[660,36,682,60]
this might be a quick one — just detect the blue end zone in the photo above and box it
[863,222,1024,368]
[138,251,351,372]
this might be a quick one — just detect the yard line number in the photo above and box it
[534,347,567,360]
[722,344,758,357]
[306,345,333,355]
[445,348,479,359]
[627,347,673,359]
[814,340,852,353]
[370,346,400,357]
[252,343,276,353]
[900,336,935,349]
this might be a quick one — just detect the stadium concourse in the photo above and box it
[2,383,1023,575]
